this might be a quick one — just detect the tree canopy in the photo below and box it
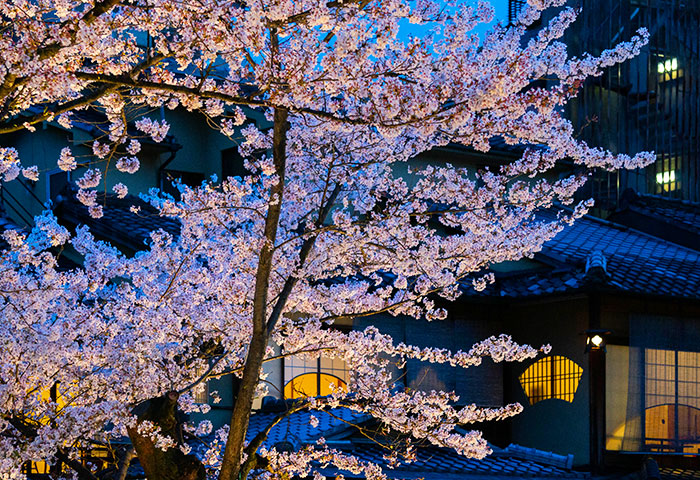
[0,0,653,479]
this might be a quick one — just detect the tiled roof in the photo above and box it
[244,407,371,450]
[621,191,700,237]
[465,210,700,299]
[56,190,180,253]
[343,444,587,478]
[191,408,589,479]
[659,468,700,480]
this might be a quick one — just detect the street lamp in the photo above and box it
[585,328,611,473]
[585,329,611,353]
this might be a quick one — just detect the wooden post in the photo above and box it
[588,293,606,473]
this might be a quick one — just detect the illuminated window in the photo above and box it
[657,57,678,74]
[656,170,676,186]
[657,57,681,81]
[606,347,700,454]
[644,349,700,453]
[22,462,50,475]
[22,384,67,475]
[519,356,583,405]
[284,356,348,399]
[192,364,210,404]
[654,156,680,193]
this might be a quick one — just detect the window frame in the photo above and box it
[282,355,349,399]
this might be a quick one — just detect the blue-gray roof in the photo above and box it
[56,190,181,253]
[466,210,700,299]
[198,407,590,479]
[619,192,700,237]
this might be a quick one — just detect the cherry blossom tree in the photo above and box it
[0,0,654,479]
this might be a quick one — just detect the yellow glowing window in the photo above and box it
[657,57,681,81]
[22,384,68,475]
[192,364,209,404]
[284,372,347,399]
[655,170,679,192]
[284,356,349,399]
[22,461,50,475]
[519,356,583,405]
[654,156,680,193]
[657,58,678,74]
[656,170,676,185]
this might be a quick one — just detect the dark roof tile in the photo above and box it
[56,190,180,253]
[464,209,700,300]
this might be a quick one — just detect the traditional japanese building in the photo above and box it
[28,136,700,476]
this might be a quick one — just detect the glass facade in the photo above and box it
[509,0,700,206]
[568,0,700,207]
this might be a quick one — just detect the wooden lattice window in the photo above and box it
[284,356,348,399]
[192,364,210,404]
[519,356,583,405]
[644,348,700,453]
[654,155,681,193]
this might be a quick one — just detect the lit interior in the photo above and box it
[657,58,679,74]
[606,347,700,453]
[656,170,676,185]
[519,356,583,405]
[284,372,347,399]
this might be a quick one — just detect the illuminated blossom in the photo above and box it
[92,141,110,159]
[76,169,102,189]
[112,182,128,198]
[116,156,140,174]
[21,166,38,181]
[58,147,77,171]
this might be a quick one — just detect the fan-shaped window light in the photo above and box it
[519,356,583,405]
[284,372,348,399]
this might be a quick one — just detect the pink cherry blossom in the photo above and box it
[0,0,656,479]
[58,147,77,172]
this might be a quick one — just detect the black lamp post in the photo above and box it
[585,328,611,473]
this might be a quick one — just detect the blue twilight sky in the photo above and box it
[491,0,509,22]
[399,0,511,41]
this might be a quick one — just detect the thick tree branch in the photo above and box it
[0,0,125,120]
[239,402,306,478]
[0,55,166,135]
[70,72,371,126]
[266,182,341,335]
[55,448,101,480]
[116,447,136,480]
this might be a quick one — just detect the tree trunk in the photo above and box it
[218,106,289,480]
[127,392,206,480]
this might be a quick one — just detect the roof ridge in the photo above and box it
[637,192,700,208]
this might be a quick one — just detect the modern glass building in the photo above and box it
[511,0,700,209]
